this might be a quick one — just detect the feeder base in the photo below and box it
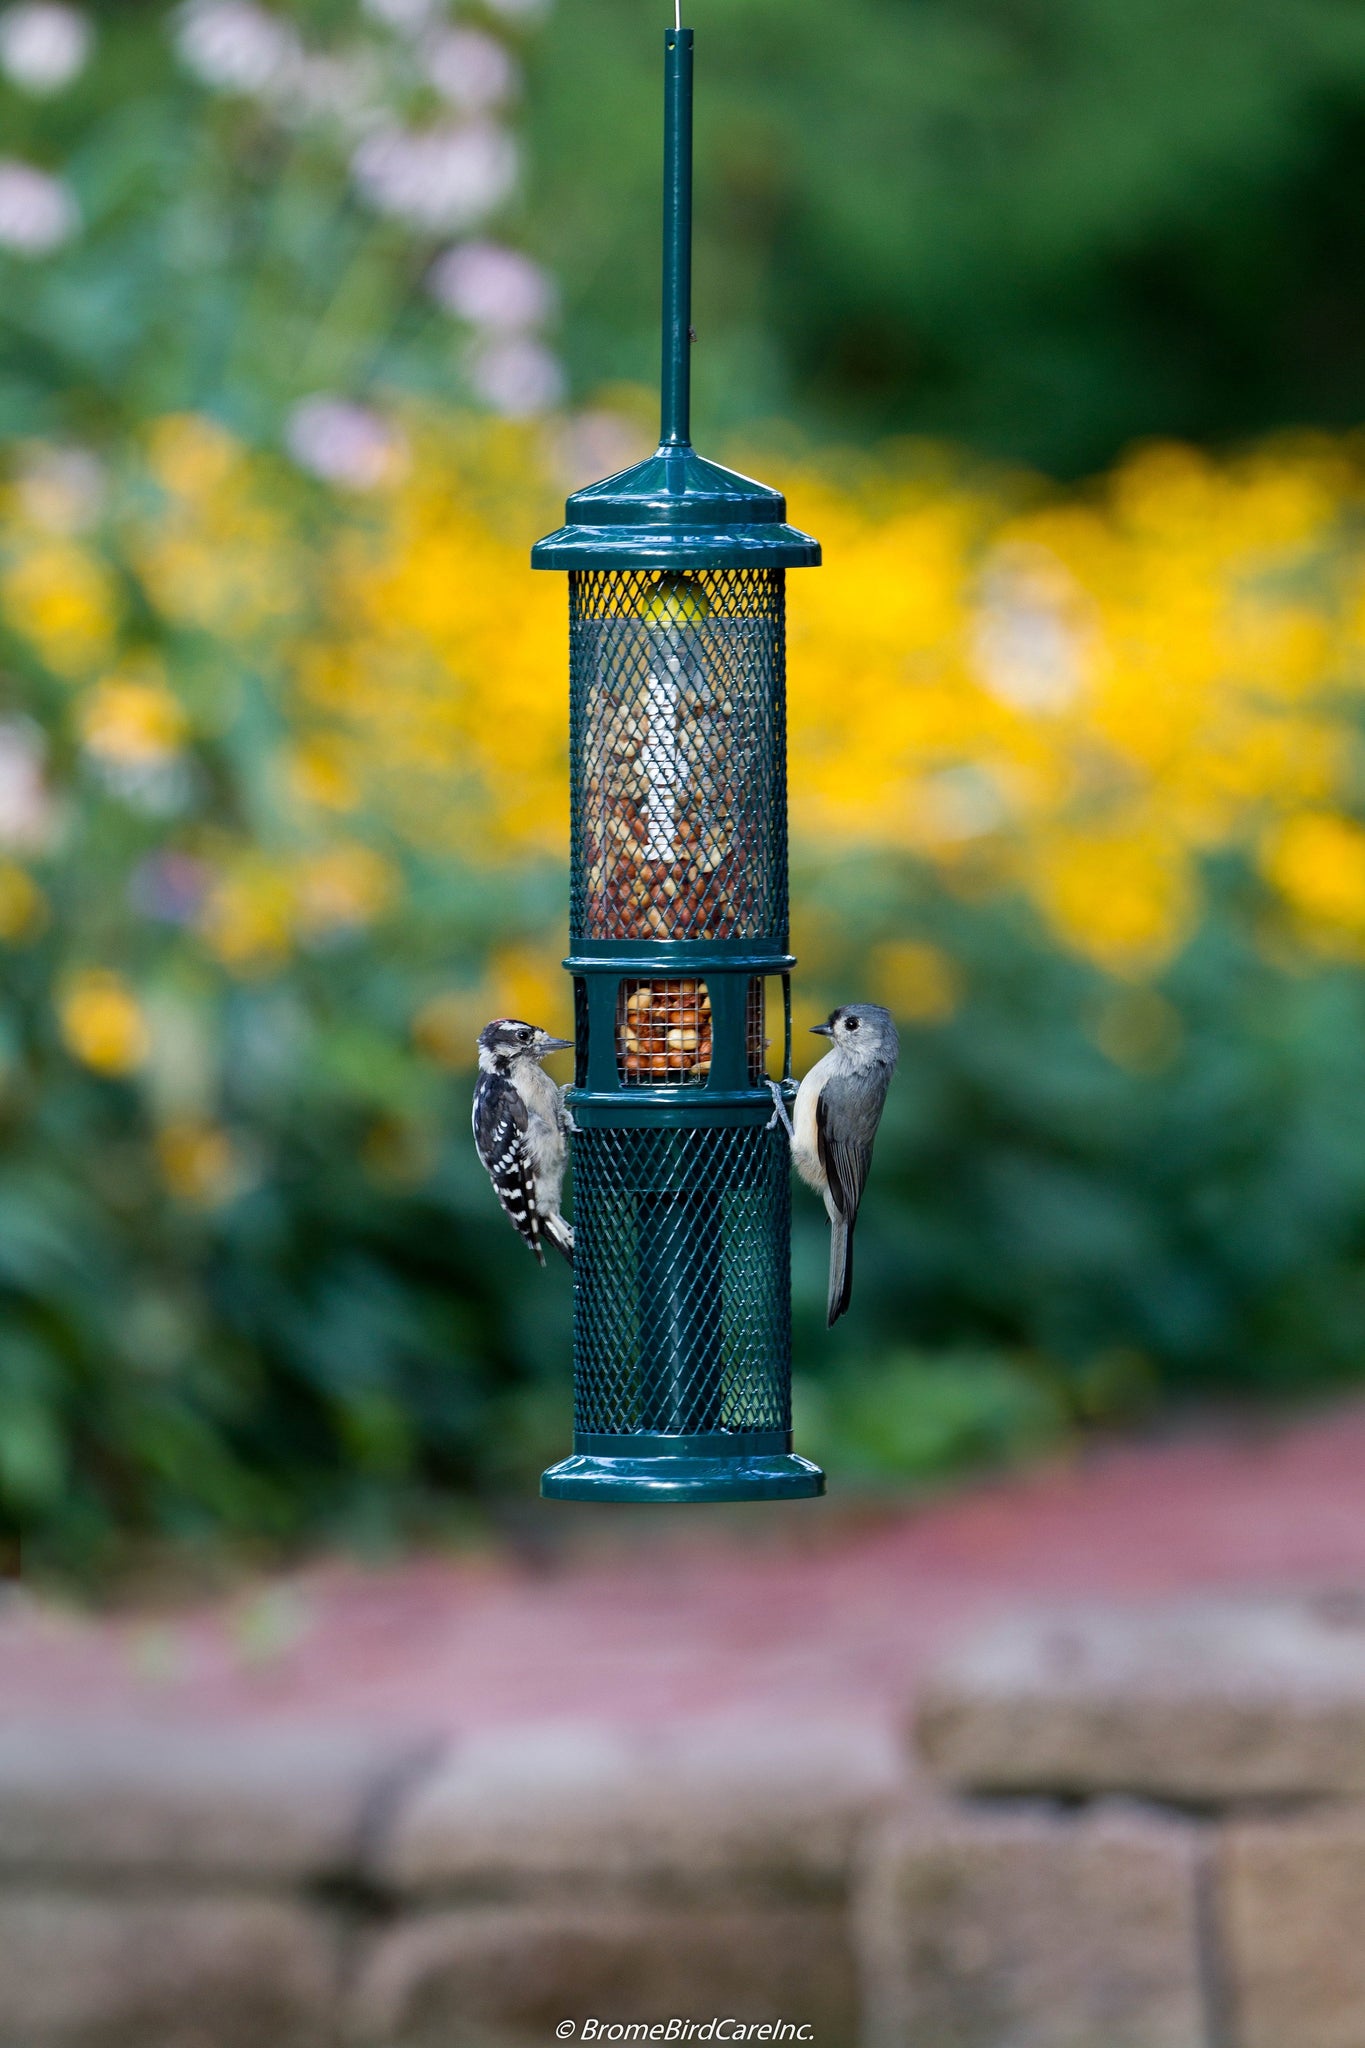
[541,1438,825,1504]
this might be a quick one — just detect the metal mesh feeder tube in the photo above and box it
[532,25,822,1503]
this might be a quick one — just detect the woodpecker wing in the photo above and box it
[472,1069,544,1264]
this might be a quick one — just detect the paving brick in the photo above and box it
[348,1903,856,2048]
[918,1594,1365,1800]
[379,1715,903,1900]
[857,1798,1209,2048]
[1220,1808,1365,2048]
[0,1891,337,2048]
[0,1723,439,1882]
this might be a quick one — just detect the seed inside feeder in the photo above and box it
[614,975,767,1088]
[616,977,713,1082]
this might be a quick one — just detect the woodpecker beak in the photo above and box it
[810,1022,835,1037]
[536,1034,574,1054]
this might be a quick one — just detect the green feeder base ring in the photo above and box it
[542,1431,824,1502]
[541,1451,825,1504]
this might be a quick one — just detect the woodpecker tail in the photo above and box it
[544,1214,575,1268]
[827,1211,854,1326]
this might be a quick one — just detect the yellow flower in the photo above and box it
[412,988,487,1070]
[295,843,398,940]
[199,861,293,975]
[79,664,187,767]
[870,940,962,1024]
[133,414,296,638]
[1029,827,1194,976]
[60,970,150,1076]
[488,943,570,1040]
[12,408,1365,993]
[145,414,240,500]
[0,863,46,943]
[1,541,118,677]
[156,1119,239,1207]
[286,734,360,813]
[1262,811,1365,948]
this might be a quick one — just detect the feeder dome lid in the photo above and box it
[532,442,821,571]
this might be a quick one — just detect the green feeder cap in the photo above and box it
[532,27,819,575]
[532,445,821,571]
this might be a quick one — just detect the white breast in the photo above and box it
[791,1054,832,1192]
[515,1060,561,1128]
[512,1062,564,1209]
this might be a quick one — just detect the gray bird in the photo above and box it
[472,1018,575,1265]
[769,1004,899,1325]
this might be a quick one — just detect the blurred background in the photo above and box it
[6,0,1365,1583]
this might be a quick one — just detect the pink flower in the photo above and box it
[174,1,301,96]
[350,121,517,231]
[466,335,564,416]
[285,397,406,490]
[361,0,437,31]
[0,159,78,253]
[422,27,516,112]
[0,719,54,851]
[429,240,554,330]
[0,4,92,94]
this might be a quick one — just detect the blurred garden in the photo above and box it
[8,0,1365,1578]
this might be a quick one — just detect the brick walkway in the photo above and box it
[8,1402,1365,1734]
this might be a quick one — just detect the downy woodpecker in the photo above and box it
[472,1018,575,1266]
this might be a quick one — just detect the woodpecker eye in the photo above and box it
[518,1027,532,1043]
[845,1016,859,1032]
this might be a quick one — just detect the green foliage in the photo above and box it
[792,849,1365,1405]
[14,824,1365,1573]
[8,1,1365,1580]
[796,1349,1071,1490]
[1,852,577,1577]
[529,0,1365,469]
[0,1,542,444]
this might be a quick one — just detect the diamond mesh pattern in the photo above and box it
[570,570,786,942]
[572,1123,791,1435]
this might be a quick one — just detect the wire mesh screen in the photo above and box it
[571,1122,791,1435]
[613,978,768,1087]
[747,976,767,1084]
[618,978,712,1083]
[570,569,787,942]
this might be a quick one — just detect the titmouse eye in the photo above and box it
[845,1016,859,1032]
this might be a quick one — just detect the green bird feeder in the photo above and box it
[533,18,823,1504]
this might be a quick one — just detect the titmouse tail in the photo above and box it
[827,1210,854,1326]
[543,1214,575,1268]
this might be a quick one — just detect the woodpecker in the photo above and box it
[769,1004,899,1326]
[472,1018,575,1265]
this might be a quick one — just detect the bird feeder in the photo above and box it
[533,21,823,1502]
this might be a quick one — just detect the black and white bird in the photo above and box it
[472,1018,575,1266]
[769,1004,899,1326]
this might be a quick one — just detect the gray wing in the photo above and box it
[815,1064,892,1226]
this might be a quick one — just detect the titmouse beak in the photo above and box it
[810,1022,835,1037]
[536,1034,574,1054]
